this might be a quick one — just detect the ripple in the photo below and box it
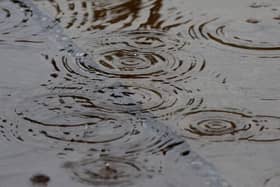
[39,53,103,90]
[34,0,154,32]
[33,0,191,34]
[62,144,230,187]
[2,89,187,155]
[204,18,280,51]
[71,81,204,119]
[40,81,204,120]
[0,0,32,35]
[186,9,280,56]
[176,108,280,142]
[63,155,155,186]
[0,0,48,47]
[75,31,204,81]
[8,91,121,146]
[87,30,186,51]
[40,54,204,115]
[81,48,177,79]
[78,49,204,82]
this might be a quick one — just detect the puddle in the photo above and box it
[1,0,280,186]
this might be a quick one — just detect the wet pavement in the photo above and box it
[0,0,280,186]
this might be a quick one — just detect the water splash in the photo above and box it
[63,155,154,186]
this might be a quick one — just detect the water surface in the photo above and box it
[1,0,280,186]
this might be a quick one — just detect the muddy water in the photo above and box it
[0,0,280,187]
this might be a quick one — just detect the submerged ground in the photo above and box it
[0,0,280,186]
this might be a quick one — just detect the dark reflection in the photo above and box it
[45,0,145,31]
[176,108,280,142]
[89,0,142,31]
[35,0,191,33]
[139,0,163,29]
[138,0,191,31]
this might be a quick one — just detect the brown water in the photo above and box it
[1,0,280,186]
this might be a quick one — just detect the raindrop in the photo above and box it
[63,155,156,186]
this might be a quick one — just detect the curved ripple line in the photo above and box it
[78,48,205,82]
[35,0,155,32]
[64,81,204,120]
[0,0,48,47]
[0,0,32,35]
[176,108,280,142]
[0,89,185,156]
[39,53,104,91]
[33,0,191,33]
[73,31,206,82]
[63,155,150,186]
[87,30,187,51]
[186,13,280,55]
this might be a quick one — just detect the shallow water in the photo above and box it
[0,0,280,186]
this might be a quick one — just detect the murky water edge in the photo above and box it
[0,0,280,186]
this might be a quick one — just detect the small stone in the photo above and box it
[30,174,50,184]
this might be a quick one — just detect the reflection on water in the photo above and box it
[37,0,190,34]
[0,0,280,186]
[44,0,147,31]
